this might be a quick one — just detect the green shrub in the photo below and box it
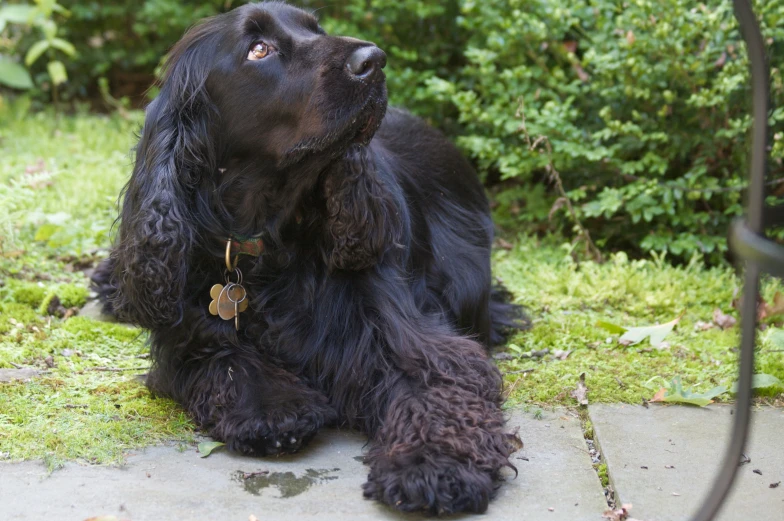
[55,0,464,113]
[58,0,228,101]
[0,0,77,96]
[425,0,784,262]
[3,0,782,263]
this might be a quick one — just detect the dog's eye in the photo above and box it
[247,42,274,61]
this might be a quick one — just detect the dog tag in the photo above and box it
[217,283,237,321]
[227,284,247,330]
[208,283,223,316]
[208,260,249,327]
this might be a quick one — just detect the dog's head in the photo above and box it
[164,2,388,166]
[109,2,398,328]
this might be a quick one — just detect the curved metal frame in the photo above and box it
[688,1,771,520]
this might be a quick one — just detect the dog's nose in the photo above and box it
[346,46,387,80]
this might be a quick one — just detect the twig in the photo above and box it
[505,368,536,375]
[517,100,604,262]
[64,404,88,409]
[241,470,270,479]
[503,373,529,399]
[87,366,148,372]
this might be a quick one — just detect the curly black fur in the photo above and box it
[93,2,527,515]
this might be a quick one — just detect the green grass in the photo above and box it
[0,110,782,467]
[494,240,784,407]
[0,110,193,468]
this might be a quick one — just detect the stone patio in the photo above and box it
[2,406,782,521]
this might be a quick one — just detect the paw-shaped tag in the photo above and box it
[208,283,249,319]
[208,283,223,316]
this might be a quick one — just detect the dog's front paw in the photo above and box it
[216,399,336,456]
[363,454,495,515]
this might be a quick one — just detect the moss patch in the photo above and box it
[494,237,784,407]
[0,376,192,470]
[0,302,194,468]
[1,279,48,309]
[38,283,89,314]
[0,113,194,468]
[1,112,782,468]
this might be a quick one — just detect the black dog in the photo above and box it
[93,1,525,515]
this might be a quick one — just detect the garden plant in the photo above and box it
[0,0,782,499]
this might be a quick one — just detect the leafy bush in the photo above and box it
[3,0,782,263]
[58,0,229,101]
[424,0,784,262]
[57,0,464,111]
[310,0,784,262]
[0,0,77,98]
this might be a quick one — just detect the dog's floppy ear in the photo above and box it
[323,145,403,271]
[109,25,218,328]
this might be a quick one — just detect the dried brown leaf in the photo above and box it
[570,373,588,406]
[496,238,513,251]
[548,197,568,221]
[24,159,46,175]
[694,321,714,332]
[649,387,667,403]
[572,62,590,82]
[732,292,784,323]
[712,308,737,330]
[602,503,634,521]
[762,292,784,319]
[563,40,578,53]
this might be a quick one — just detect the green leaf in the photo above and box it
[749,373,783,389]
[0,4,37,24]
[49,38,76,57]
[731,374,784,393]
[769,329,784,350]
[50,3,71,16]
[653,376,728,407]
[0,57,33,89]
[34,223,61,242]
[25,40,50,67]
[45,212,71,225]
[619,313,683,347]
[39,18,57,40]
[197,440,225,458]
[47,60,66,85]
[596,320,627,335]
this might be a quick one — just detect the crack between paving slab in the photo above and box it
[579,409,617,510]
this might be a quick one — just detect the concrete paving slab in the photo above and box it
[0,409,607,521]
[78,299,117,323]
[589,404,784,521]
[0,368,42,382]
